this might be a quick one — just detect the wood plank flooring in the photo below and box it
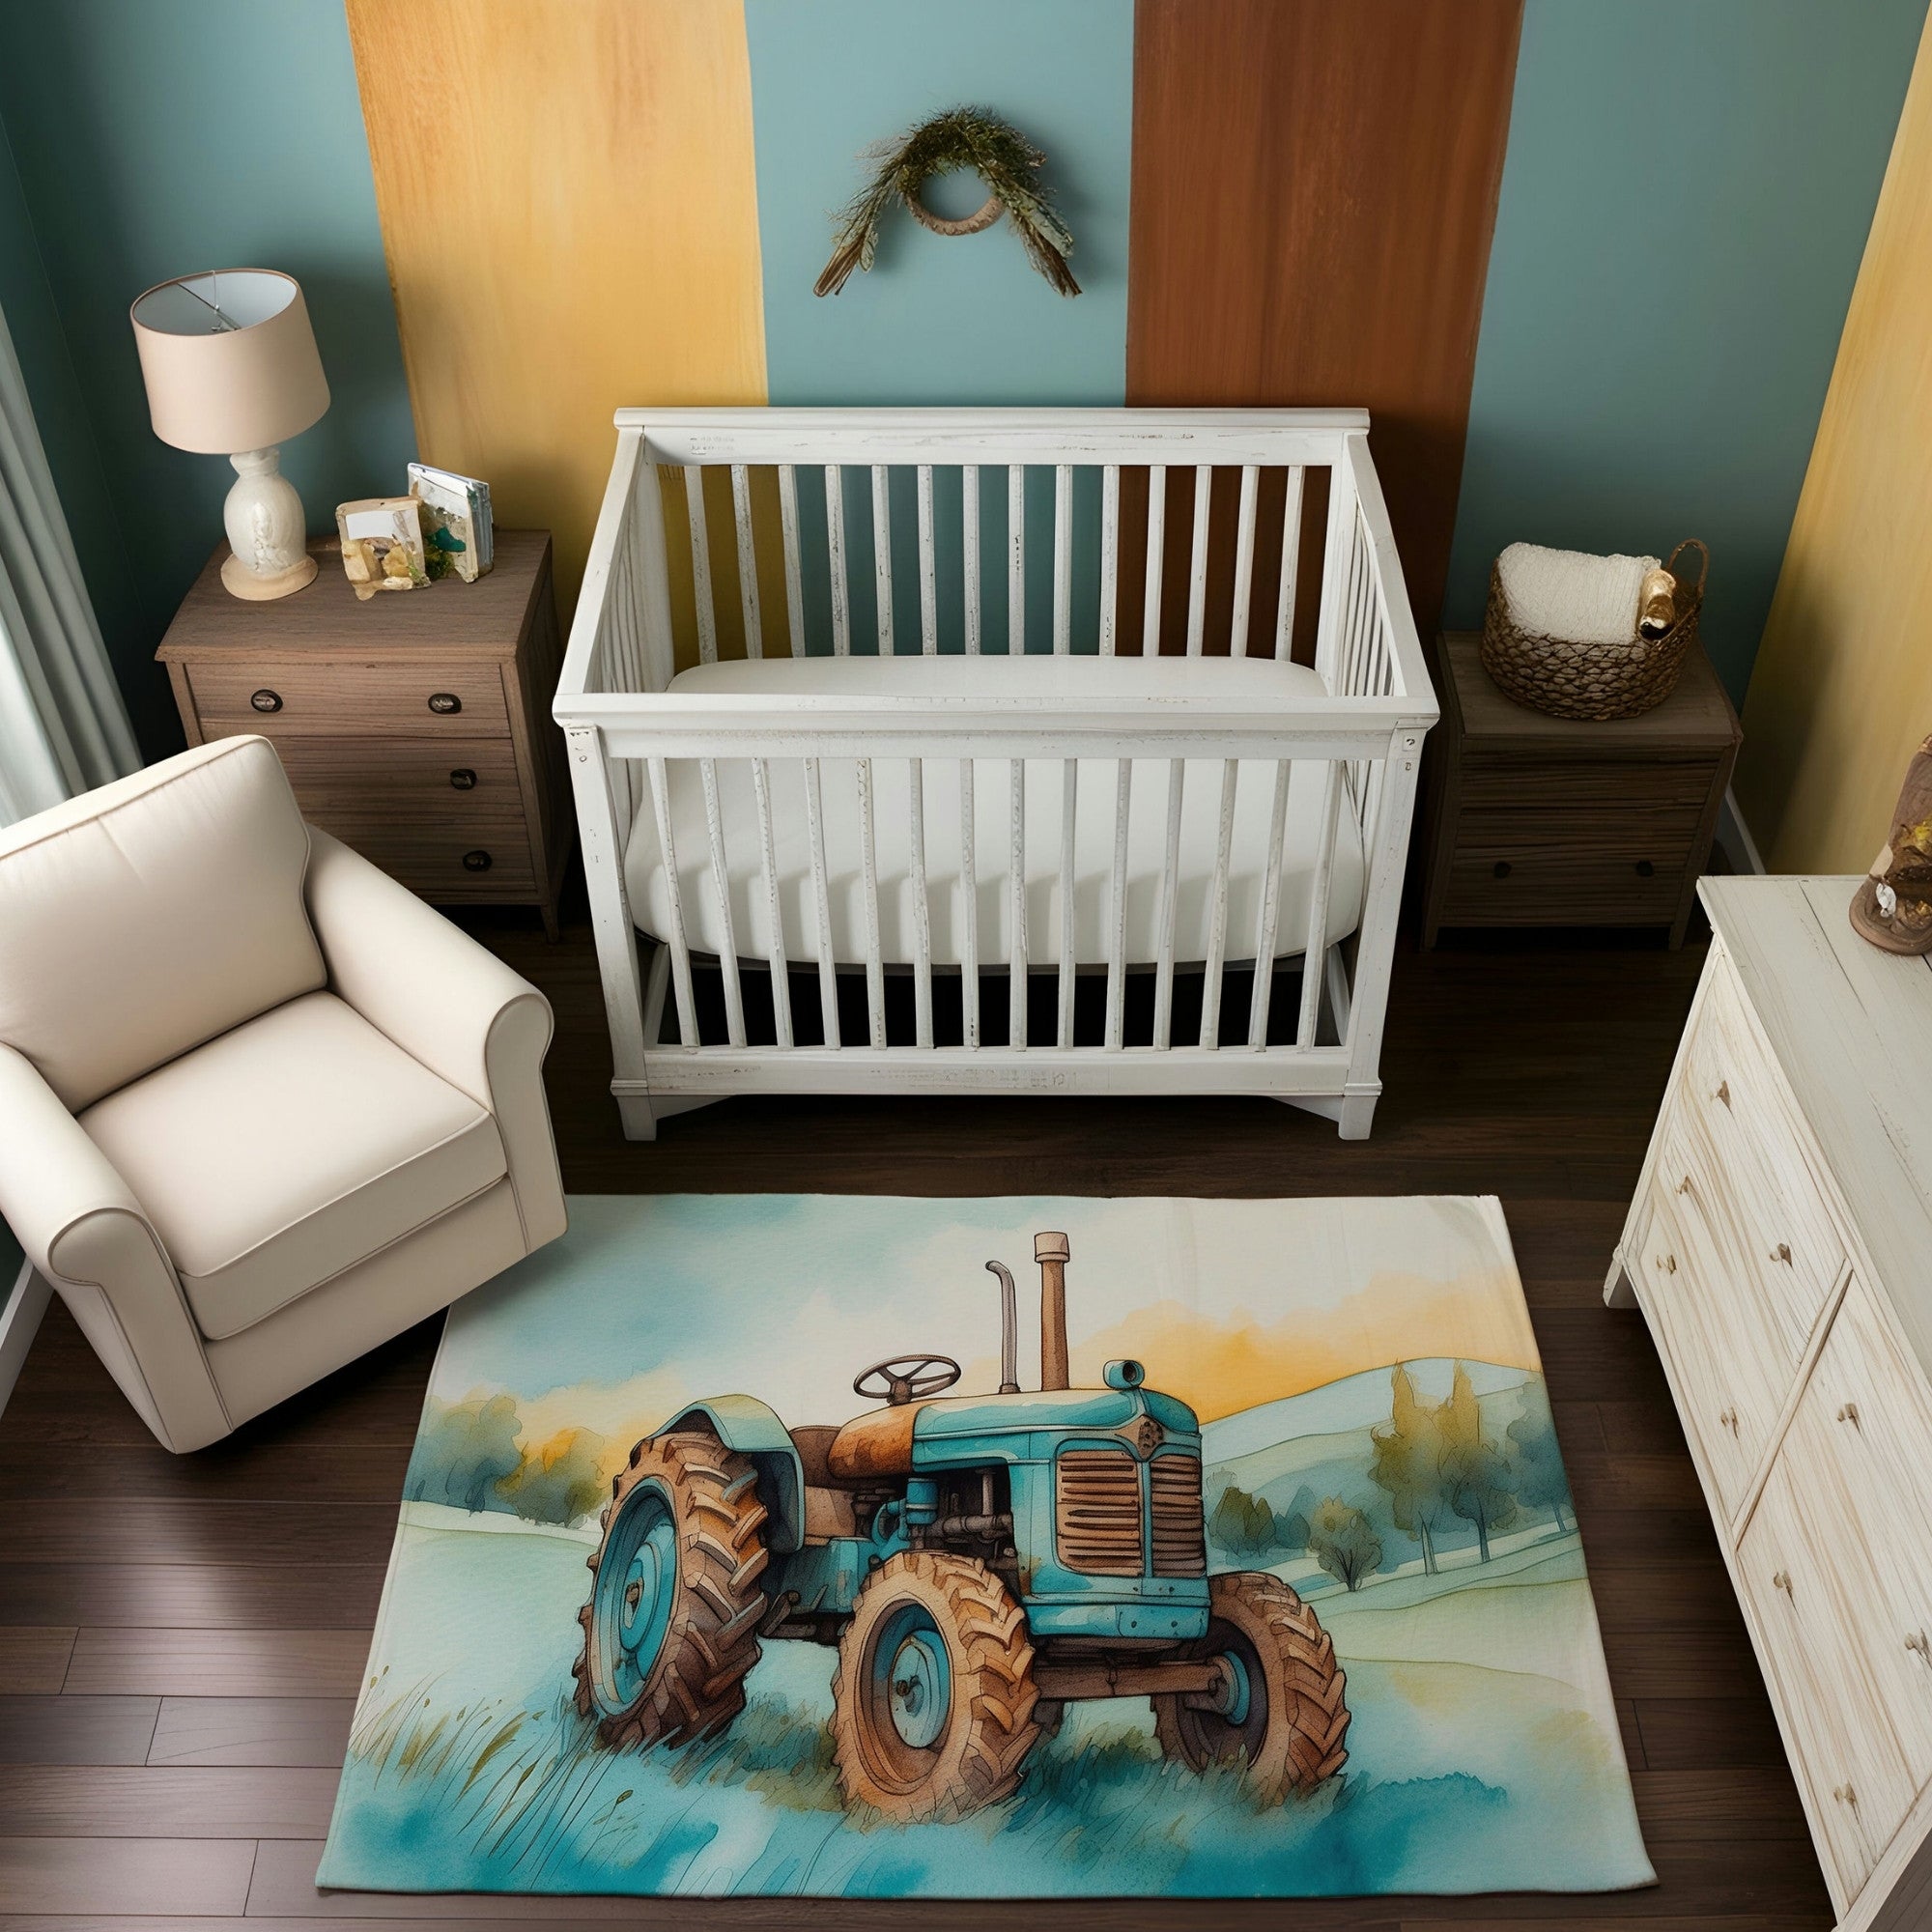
[0,904,1834,1929]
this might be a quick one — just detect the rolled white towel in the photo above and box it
[1496,542,1660,647]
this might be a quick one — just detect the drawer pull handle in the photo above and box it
[1634,859,1655,877]
[1773,1570,1793,1597]
[1906,1631,1929,1662]
[1719,1406,1739,1435]
[1833,1783,1858,1808]
[1770,1241,1792,1265]
[1656,1253,1677,1274]
[428,692,463,715]
[249,689,283,714]
[1838,1403,1861,1429]
[463,850,493,872]
[1492,860,1512,879]
[1713,1079,1731,1109]
[449,768,477,791]
[1676,1174,1691,1195]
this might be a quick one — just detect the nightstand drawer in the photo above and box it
[272,737,525,818]
[329,819,537,896]
[187,659,510,737]
[1440,837,1697,924]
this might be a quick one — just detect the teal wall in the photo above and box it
[1445,0,1928,703]
[744,0,1133,655]
[0,0,413,748]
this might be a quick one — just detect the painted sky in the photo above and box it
[432,1194,1539,1446]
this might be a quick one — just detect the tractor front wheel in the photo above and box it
[572,1427,769,1749]
[831,1550,1040,1823]
[1152,1570,1350,1803]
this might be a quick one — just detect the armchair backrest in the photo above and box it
[0,736,326,1110]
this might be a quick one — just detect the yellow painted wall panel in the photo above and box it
[1738,13,1932,871]
[344,0,768,628]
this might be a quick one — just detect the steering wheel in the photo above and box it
[854,1354,961,1406]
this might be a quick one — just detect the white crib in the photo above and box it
[554,409,1435,1140]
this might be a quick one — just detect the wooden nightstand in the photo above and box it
[1422,630,1741,949]
[157,528,571,938]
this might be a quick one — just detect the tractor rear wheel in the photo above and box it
[831,1550,1040,1823]
[572,1427,769,1749]
[1151,1570,1350,1803]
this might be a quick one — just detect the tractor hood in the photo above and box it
[911,1382,1199,1444]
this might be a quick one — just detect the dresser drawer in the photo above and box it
[327,819,537,898]
[1634,1173,1790,1522]
[272,736,526,822]
[1741,1446,1917,1906]
[188,659,510,737]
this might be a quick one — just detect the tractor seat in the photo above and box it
[787,1424,843,1489]
[824,1404,925,1482]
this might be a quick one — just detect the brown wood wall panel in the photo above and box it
[1125,0,1523,642]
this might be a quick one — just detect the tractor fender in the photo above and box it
[660,1396,805,1553]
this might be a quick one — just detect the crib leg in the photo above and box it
[616,1092,659,1142]
[1336,1088,1379,1141]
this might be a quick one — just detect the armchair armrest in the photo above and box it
[303,830,565,1250]
[0,1042,228,1451]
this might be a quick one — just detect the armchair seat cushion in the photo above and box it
[79,990,506,1342]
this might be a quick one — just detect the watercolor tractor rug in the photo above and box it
[319,1194,1653,1900]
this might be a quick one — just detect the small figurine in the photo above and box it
[336,497,428,602]
[1851,733,1932,953]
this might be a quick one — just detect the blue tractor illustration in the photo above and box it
[573,1233,1350,1822]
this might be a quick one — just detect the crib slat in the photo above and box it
[729,464,761,659]
[963,464,982,656]
[1247,758,1294,1049]
[857,759,886,1048]
[646,757,698,1047]
[917,466,938,656]
[1296,761,1344,1050]
[778,465,806,660]
[959,756,980,1046]
[904,758,933,1048]
[750,757,793,1049]
[1274,465,1305,662]
[1008,466,1026,655]
[1230,465,1260,657]
[870,464,895,656]
[1057,758,1077,1048]
[1152,758,1185,1047]
[1199,756,1239,1048]
[804,756,839,1048]
[1099,465,1121,655]
[684,467,718,665]
[1053,464,1072,655]
[1185,467,1212,658]
[1105,758,1132,1050]
[1142,465,1166,655]
[1009,757,1028,1047]
[698,758,746,1048]
[825,466,851,656]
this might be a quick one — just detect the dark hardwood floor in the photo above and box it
[0,900,1833,1930]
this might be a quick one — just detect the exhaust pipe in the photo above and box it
[1036,1231,1070,1390]
[985,1262,1020,1393]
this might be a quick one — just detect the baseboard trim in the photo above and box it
[1717,785,1768,877]
[0,1260,49,1420]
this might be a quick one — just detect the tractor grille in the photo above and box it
[1150,1455,1208,1576]
[1054,1447,1207,1577]
[1055,1449,1144,1575]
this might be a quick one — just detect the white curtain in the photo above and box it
[0,298,139,827]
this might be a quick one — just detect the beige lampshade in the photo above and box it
[130,269,329,455]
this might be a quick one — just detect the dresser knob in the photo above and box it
[1838,1402,1861,1429]
[1676,1174,1690,1195]
[1719,1406,1739,1435]
[1905,1631,1929,1661]
[1770,1241,1792,1265]
[462,849,493,872]
[1658,1253,1677,1274]
[1713,1079,1731,1109]
[1492,860,1512,879]
[1772,1570,1792,1597]
[449,768,477,791]
[428,692,462,715]
[1634,859,1655,877]
[1833,1783,1858,1807]
[249,689,283,714]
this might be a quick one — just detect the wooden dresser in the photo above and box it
[158,528,570,937]
[1610,876,1932,1928]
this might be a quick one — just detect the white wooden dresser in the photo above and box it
[1609,876,1932,1929]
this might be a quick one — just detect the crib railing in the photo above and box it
[556,409,1436,1139]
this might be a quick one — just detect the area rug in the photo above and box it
[319,1193,1653,1899]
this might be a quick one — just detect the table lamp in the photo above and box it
[130,269,330,600]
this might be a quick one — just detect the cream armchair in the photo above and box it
[0,735,565,1451]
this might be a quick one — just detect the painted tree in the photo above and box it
[1305,1498,1382,1592]
[1369,1364,1454,1574]
[405,1392,523,1514]
[1208,1481,1278,1557]
[1505,1378,1574,1534]
[498,1426,611,1527]
[1438,1362,1520,1563]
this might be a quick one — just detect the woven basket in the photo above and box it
[1480,539,1708,721]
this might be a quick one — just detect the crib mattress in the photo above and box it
[622,656,1366,970]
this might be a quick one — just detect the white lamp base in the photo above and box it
[220,445,316,600]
